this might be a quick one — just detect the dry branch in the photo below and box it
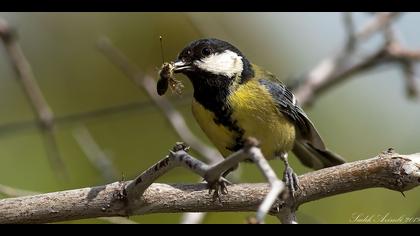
[292,12,420,106]
[0,151,419,224]
[0,184,138,224]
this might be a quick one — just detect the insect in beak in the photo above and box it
[156,36,186,96]
[157,62,185,96]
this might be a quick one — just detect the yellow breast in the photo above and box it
[191,80,296,159]
[228,81,296,159]
[192,99,236,157]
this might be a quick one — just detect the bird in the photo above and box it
[169,38,345,194]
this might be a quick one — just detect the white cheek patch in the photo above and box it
[194,50,243,78]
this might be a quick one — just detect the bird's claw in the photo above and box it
[283,165,300,199]
[206,177,232,201]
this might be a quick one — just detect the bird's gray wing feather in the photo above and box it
[258,78,345,169]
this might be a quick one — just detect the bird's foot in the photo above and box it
[278,152,300,199]
[283,165,300,199]
[206,177,232,201]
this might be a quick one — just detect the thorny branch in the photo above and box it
[0,19,66,178]
[0,150,419,224]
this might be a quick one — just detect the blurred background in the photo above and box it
[0,12,419,224]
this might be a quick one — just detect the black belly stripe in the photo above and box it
[186,70,245,152]
[209,103,245,152]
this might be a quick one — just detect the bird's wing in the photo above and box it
[258,78,326,149]
[257,75,345,169]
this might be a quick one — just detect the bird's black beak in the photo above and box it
[173,60,192,73]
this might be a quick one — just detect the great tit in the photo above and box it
[169,38,345,182]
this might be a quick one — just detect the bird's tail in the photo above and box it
[292,141,346,170]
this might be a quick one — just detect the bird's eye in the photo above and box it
[201,47,211,56]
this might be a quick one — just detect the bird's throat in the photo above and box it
[186,71,233,114]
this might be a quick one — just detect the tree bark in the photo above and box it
[1,151,419,224]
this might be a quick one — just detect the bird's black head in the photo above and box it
[172,38,254,117]
[173,38,254,83]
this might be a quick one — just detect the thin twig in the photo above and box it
[400,61,419,98]
[342,12,356,51]
[0,184,38,197]
[180,212,207,224]
[0,18,66,178]
[73,126,119,183]
[98,217,138,224]
[240,138,285,223]
[0,150,419,224]
[0,98,192,136]
[356,12,400,40]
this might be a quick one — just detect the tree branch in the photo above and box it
[291,12,420,106]
[0,184,138,224]
[1,150,418,224]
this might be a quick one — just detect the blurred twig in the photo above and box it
[292,12,420,106]
[180,212,207,224]
[0,184,38,197]
[73,125,119,183]
[342,12,356,51]
[0,18,66,179]
[356,12,401,40]
[98,217,138,224]
[0,98,192,136]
